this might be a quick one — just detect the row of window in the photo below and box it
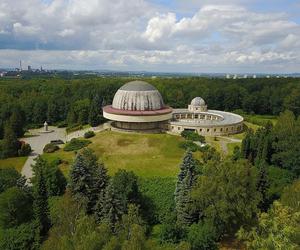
[172,125,242,132]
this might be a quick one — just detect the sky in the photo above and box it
[0,0,300,73]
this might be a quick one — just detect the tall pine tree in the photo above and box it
[256,161,270,211]
[1,123,20,158]
[88,95,103,127]
[175,150,197,226]
[33,157,51,248]
[9,107,25,137]
[95,181,123,231]
[241,129,253,161]
[69,148,109,212]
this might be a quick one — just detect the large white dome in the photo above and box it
[112,81,165,111]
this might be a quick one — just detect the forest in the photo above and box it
[0,76,300,140]
[0,76,299,249]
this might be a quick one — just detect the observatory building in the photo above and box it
[103,81,244,135]
[169,97,244,136]
[103,81,172,132]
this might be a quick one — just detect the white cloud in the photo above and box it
[143,13,176,42]
[0,1,299,72]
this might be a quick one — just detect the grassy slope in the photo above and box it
[0,156,28,172]
[43,131,187,178]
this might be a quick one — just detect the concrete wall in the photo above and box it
[103,110,172,123]
[169,123,243,136]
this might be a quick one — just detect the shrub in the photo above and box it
[0,168,21,193]
[84,130,95,139]
[43,143,59,153]
[187,221,217,250]
[0,222,35,250]
[64,138,91,151]
[56,121,68,128]
[66,124,83,133]
[139,177,176,223]
[18,143,32,156]
[0,187,33,228]
[159,212,185,243]
[179,141,199,152]
[181,131,205,143]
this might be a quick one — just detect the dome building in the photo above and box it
[188,97,207,112]
[103,81,244,135]
[170,97,244,136]
[103,81,172,132]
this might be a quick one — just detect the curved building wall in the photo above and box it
[103,110,172,123]
[169,123,243,136]
[169,109,244,136]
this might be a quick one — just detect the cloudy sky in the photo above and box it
[0,0,300,73]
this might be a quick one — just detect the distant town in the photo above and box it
[0,61,299,79]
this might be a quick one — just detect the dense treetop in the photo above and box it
[0,76,300,139]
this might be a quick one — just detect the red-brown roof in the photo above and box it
[103,105,172,116]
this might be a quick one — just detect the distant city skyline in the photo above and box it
[0,0,300,73]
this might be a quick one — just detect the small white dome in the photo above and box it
[191,97,205,106]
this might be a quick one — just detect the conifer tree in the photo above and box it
[33,158,51,248]
[175,150,197,226]
[176,171,196,225]
[1,123,20,158]
[96,182,123,230]
[69,151,92,200]
[241,129,253,160]
[70,148,109,212]
[256,161,270,211]
[9,108,25,137]
[231,146,241,161]
[88,95,103,127]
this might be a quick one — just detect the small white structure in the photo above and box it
[44,121,48,132]
[188,97,207,112]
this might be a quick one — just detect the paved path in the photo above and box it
[66,123,108,141]
[21,127,66,180]
[20,123,110,181]
[218,136,242,143]
[217,136,242,155]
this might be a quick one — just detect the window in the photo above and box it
[220,128,223,132]
[214,128,216,132]
[207,129,210,132]
[178,127,181,130]
[226,128,228,131]
[200,129,202,132]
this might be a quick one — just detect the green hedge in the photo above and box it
[63,138,91,152]
[43,143,59,153]
[84,131,95,139]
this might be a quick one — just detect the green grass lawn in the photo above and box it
[227,142,241,156]
[42,131,187,178]
[243,113,277,126]
[0,156,28,172]
[205,136,223,153]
